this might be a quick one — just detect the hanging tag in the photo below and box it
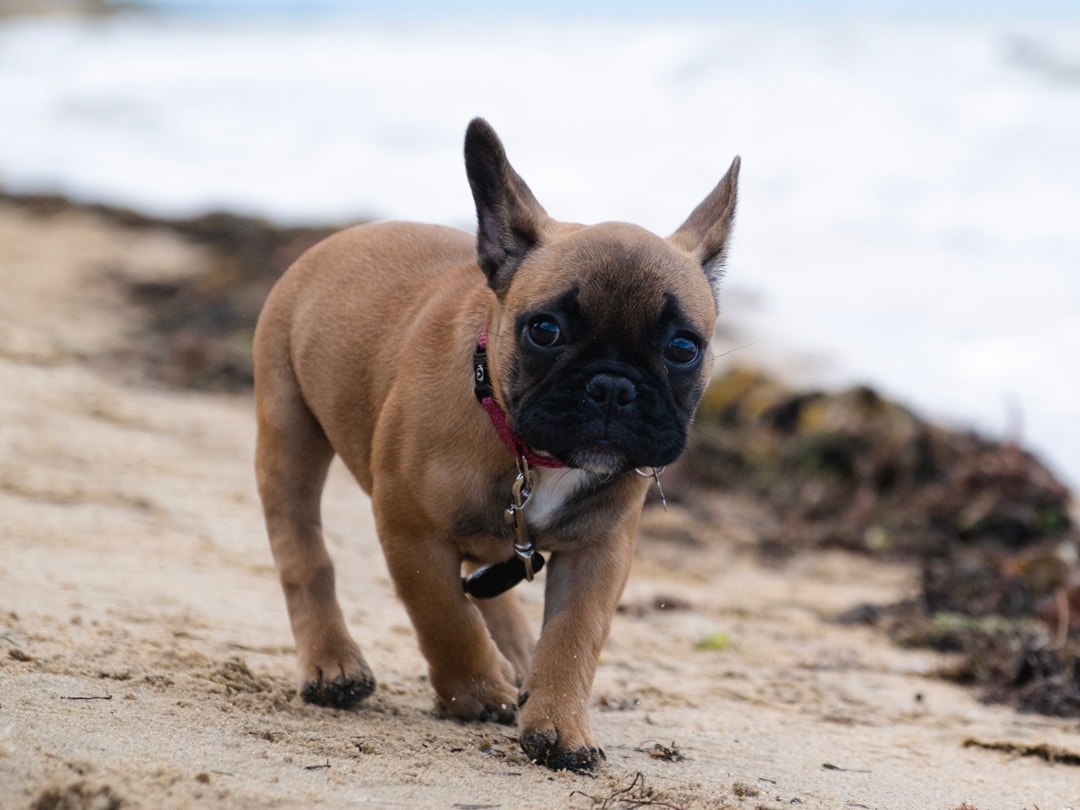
[653,468,668,511]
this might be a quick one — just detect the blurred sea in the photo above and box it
[1,1,1077,486]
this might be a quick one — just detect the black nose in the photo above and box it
[585,374,637,409]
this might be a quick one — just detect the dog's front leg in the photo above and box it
[518,530,635,772]
[380,523,519,723]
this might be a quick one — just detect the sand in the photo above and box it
[1,202,1077,810]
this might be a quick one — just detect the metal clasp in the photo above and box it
[504,455,537,580]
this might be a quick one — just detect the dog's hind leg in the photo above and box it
[254,348,375,708]
[466,577,535,685]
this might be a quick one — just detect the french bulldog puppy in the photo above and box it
[253,118,739,772]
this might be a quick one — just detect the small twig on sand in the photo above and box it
[60,694,113,701]
[822,763,871,774]
[571,771,684,809]
[634,740,685,762]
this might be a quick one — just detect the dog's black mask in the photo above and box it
[505,271,710,476]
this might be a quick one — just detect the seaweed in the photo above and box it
[687,367,1080,717]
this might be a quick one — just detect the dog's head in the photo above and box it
[465,118,739,476]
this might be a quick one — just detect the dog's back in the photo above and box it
[253,220,485,491]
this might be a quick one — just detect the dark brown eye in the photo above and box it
[664,334,700,365]
[527,317,562,348]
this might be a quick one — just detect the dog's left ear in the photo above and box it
[668,156,741,299]
[464,118,550,295]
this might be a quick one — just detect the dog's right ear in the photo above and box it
[464,118,550,295]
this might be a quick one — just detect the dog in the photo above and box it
[253,118,739,772]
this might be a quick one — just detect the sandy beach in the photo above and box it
[2,201,1078,809]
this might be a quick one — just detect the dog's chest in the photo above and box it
[525,467,593,532]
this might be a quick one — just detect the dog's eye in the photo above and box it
[527,317,562,348]
[663,334,700,365]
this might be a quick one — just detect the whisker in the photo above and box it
[714,341,755,359]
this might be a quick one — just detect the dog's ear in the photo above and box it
[464,118,550,294]
[668,156,741,299]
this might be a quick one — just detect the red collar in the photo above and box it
[473,328,564,469]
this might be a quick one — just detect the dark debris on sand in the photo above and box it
[685,367,1080,719]
[1,189,344,390]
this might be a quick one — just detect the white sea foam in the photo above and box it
[0,11,1077,485]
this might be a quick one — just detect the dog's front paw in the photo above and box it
[519,726,605,773]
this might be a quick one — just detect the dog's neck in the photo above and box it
[525,465,596,531]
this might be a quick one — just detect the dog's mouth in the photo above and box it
[523,421,685,476]
[564,442,631,477]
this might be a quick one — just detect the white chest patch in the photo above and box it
[525,466,594,532]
